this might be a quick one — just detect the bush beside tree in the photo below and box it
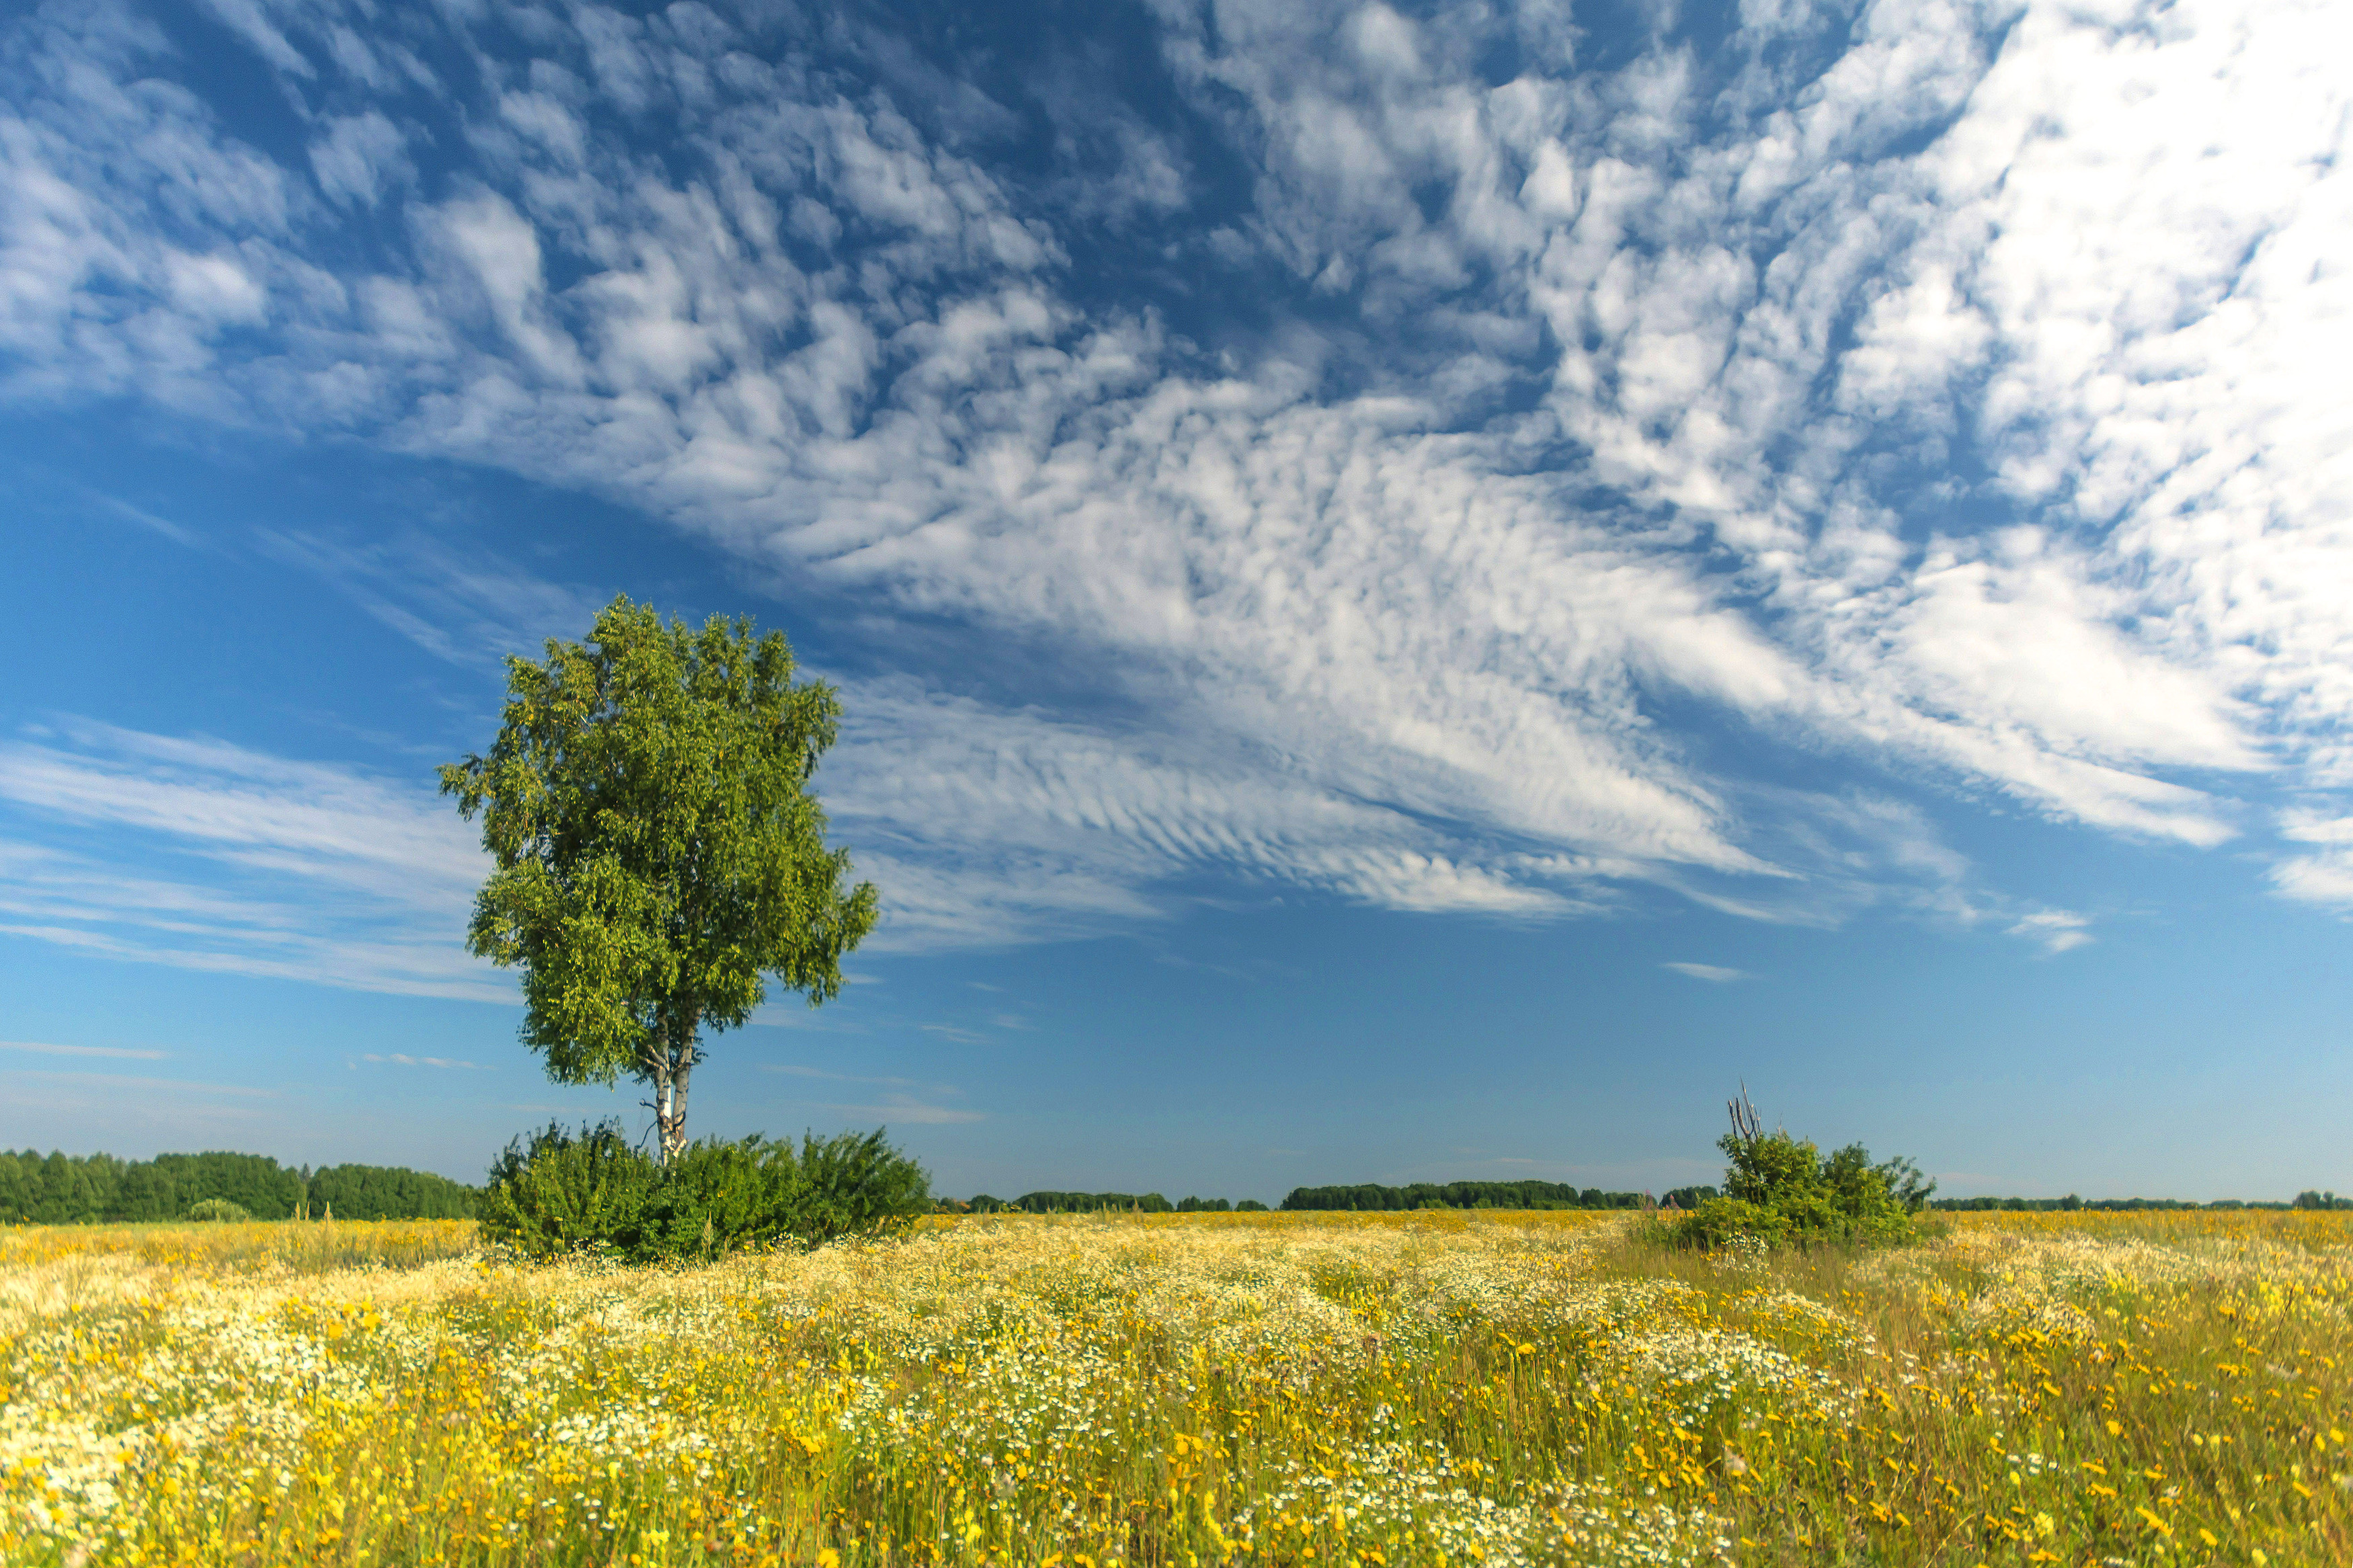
[476,1122,932,1262]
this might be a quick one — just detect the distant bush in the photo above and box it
[478,1122,931,1263]
[186,1198,251,1223]
[1234,1200,1269,1212]
[1659,1093,1933,1251]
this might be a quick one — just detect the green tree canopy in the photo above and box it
[442,597,879,1161]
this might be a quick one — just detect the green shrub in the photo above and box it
[186,1197,251,1223]
[633,1136,805,1261]
[477,1121,658,1261]
[1663,1195,1789,1249]
[1659,1094,1934,1251]
[791,1129,932,1245]
[479,1122,930,1262]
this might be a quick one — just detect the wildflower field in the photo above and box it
[3,1210,2348,1567]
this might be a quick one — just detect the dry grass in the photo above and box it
[0,1210,2346,1566]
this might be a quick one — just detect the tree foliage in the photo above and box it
[442,597,877,1162]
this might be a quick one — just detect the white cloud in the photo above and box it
[771,1083,986,1125]
[5,1067,274,1097]
[309,111,411,208]
[190,0,311,78]
[1661,962,1750,983]
[0,1068,280,1149]
[760,1067,981,1125]
[0,1039,166,1059]
[0,719,504,1001]
[249,528,610,667]
[2268,809,2353,907]
[1,0,2346,953]
[762,1063,959,1097]
[2006,909,2094,955]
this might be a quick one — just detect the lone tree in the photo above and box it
[442,597,878,1162]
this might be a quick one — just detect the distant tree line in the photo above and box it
[0,1150,477,1224]
[951,1192,1273,1214]
[1933,1193,2352,1212]
[1281,1181,1720,1212]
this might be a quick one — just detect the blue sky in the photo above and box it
[3,0,2349,1202]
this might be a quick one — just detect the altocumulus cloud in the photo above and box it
[1,0,2349,975]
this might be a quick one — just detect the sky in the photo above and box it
[1,0,2349,1204]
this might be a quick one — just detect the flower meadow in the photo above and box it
[1,1210,2348,1567]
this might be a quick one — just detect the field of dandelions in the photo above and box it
[3,1210,2349,1568]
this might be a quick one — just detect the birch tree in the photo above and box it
[441,597,877,1162]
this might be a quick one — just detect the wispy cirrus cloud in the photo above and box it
[0,1067,279,1148]
[807,1097,986,1126]
[3,1067,274,1097]
[2006,910,2095,956]
[0,1038,167,1059]
[0,718,503,1001]
[758,1064,982,1124]
[1661,962,1749,983]
[0,0,2344,965]
[762,1063,957,1094]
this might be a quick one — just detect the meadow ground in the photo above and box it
[1,1210,2346,1567]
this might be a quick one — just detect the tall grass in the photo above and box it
[0,1210,2345,1566]
[1,1218,479,1278]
